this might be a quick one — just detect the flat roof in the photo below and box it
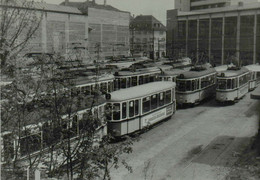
[0,2,83,15]
[177,2,260,17]
[108,81,176,102]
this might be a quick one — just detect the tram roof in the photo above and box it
[160,68,189,77]
[217,67,249,78]
[177,67,216,79]
[245,64,260,72]
[115,67,161,76]
[107,81,176,102]
[75,74,114,86]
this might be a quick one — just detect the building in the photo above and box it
[61,0,131,60]
[0,2,89,62]
[167,1,260,65]
[175,0,260,12]
[130,15,166,59]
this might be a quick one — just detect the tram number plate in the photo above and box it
[166,105,173,116]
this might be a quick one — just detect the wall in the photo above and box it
[88,8,130,59]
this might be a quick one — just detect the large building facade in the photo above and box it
[167,2,260,65]
[61,0,131,59]
[130,15,166,59]
[1,2,89,61]
[175,0,260,11]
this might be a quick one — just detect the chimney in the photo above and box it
[104,0,106,6]
[65,0,69,6]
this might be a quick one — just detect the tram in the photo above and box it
[1,95,107,162]
[216,66,250,103]
[176,66,217,105]
[106,81,176,137]
[73,73,115,95]
[113,67,161,90]
[245,64,260,91]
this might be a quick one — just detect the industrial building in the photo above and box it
[130,15,166,59]
[61,0,131,60]
[0,2,88,61]
[167,1,260,65]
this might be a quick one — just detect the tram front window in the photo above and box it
[217,79,227,90]
[185,81,192,91]
[113,103,121,120]
[106,104,112,120]
[165,90,171,104]
[177,80,186,92]
[159,92,165,106]
[135,100,139,115]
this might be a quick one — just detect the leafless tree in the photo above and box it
[0,0,42,76]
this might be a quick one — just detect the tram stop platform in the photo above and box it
[251,86,260,100]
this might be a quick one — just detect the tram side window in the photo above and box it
[108,82,112,92]
[129,101,135,117]
[165,90,172,104]
[85,85,91,95]
[127,77,131,88]
[239,75,247,87]
[185,80,192,91]
[150,75,155,82]
[142,97,151,113]
[106,104,112,120]
[144,75,150,83]
[159,92,165,106]
[139,76,144,85]
[135,100,139,116]
[132,76,138,86]
[232,78,237,88]
[20,131,41,156]
[227,79,232,89]
[113,103,121,120]
[3,134,14,161]
[121,78,127,89]
[122,102,127,119]
[151,94,158,110]
[191,80,196,91]
[101,82,107,93]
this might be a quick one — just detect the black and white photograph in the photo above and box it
[1,0,260,179]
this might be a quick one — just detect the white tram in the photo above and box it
[176,67,217,105]
[113,67,161,90]
[106,81,176,137]
[245,64,260,91]
[216,67,250,103]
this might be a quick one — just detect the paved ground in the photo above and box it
[110,93,259,180]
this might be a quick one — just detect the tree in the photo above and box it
[0,0,42,76]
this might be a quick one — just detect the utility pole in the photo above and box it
[158,39,160,60]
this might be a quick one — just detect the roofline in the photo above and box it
[177,5,260,17]
[0,4,84,15]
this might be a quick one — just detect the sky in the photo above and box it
[40,0,175,25]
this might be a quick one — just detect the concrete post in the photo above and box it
[253,12,257,64]
[236,13,240,65]
[209,16,212,64]
[41,12,47,53]
[196,18,199,62]
[221,16,225,65]
[185,18,188,57]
